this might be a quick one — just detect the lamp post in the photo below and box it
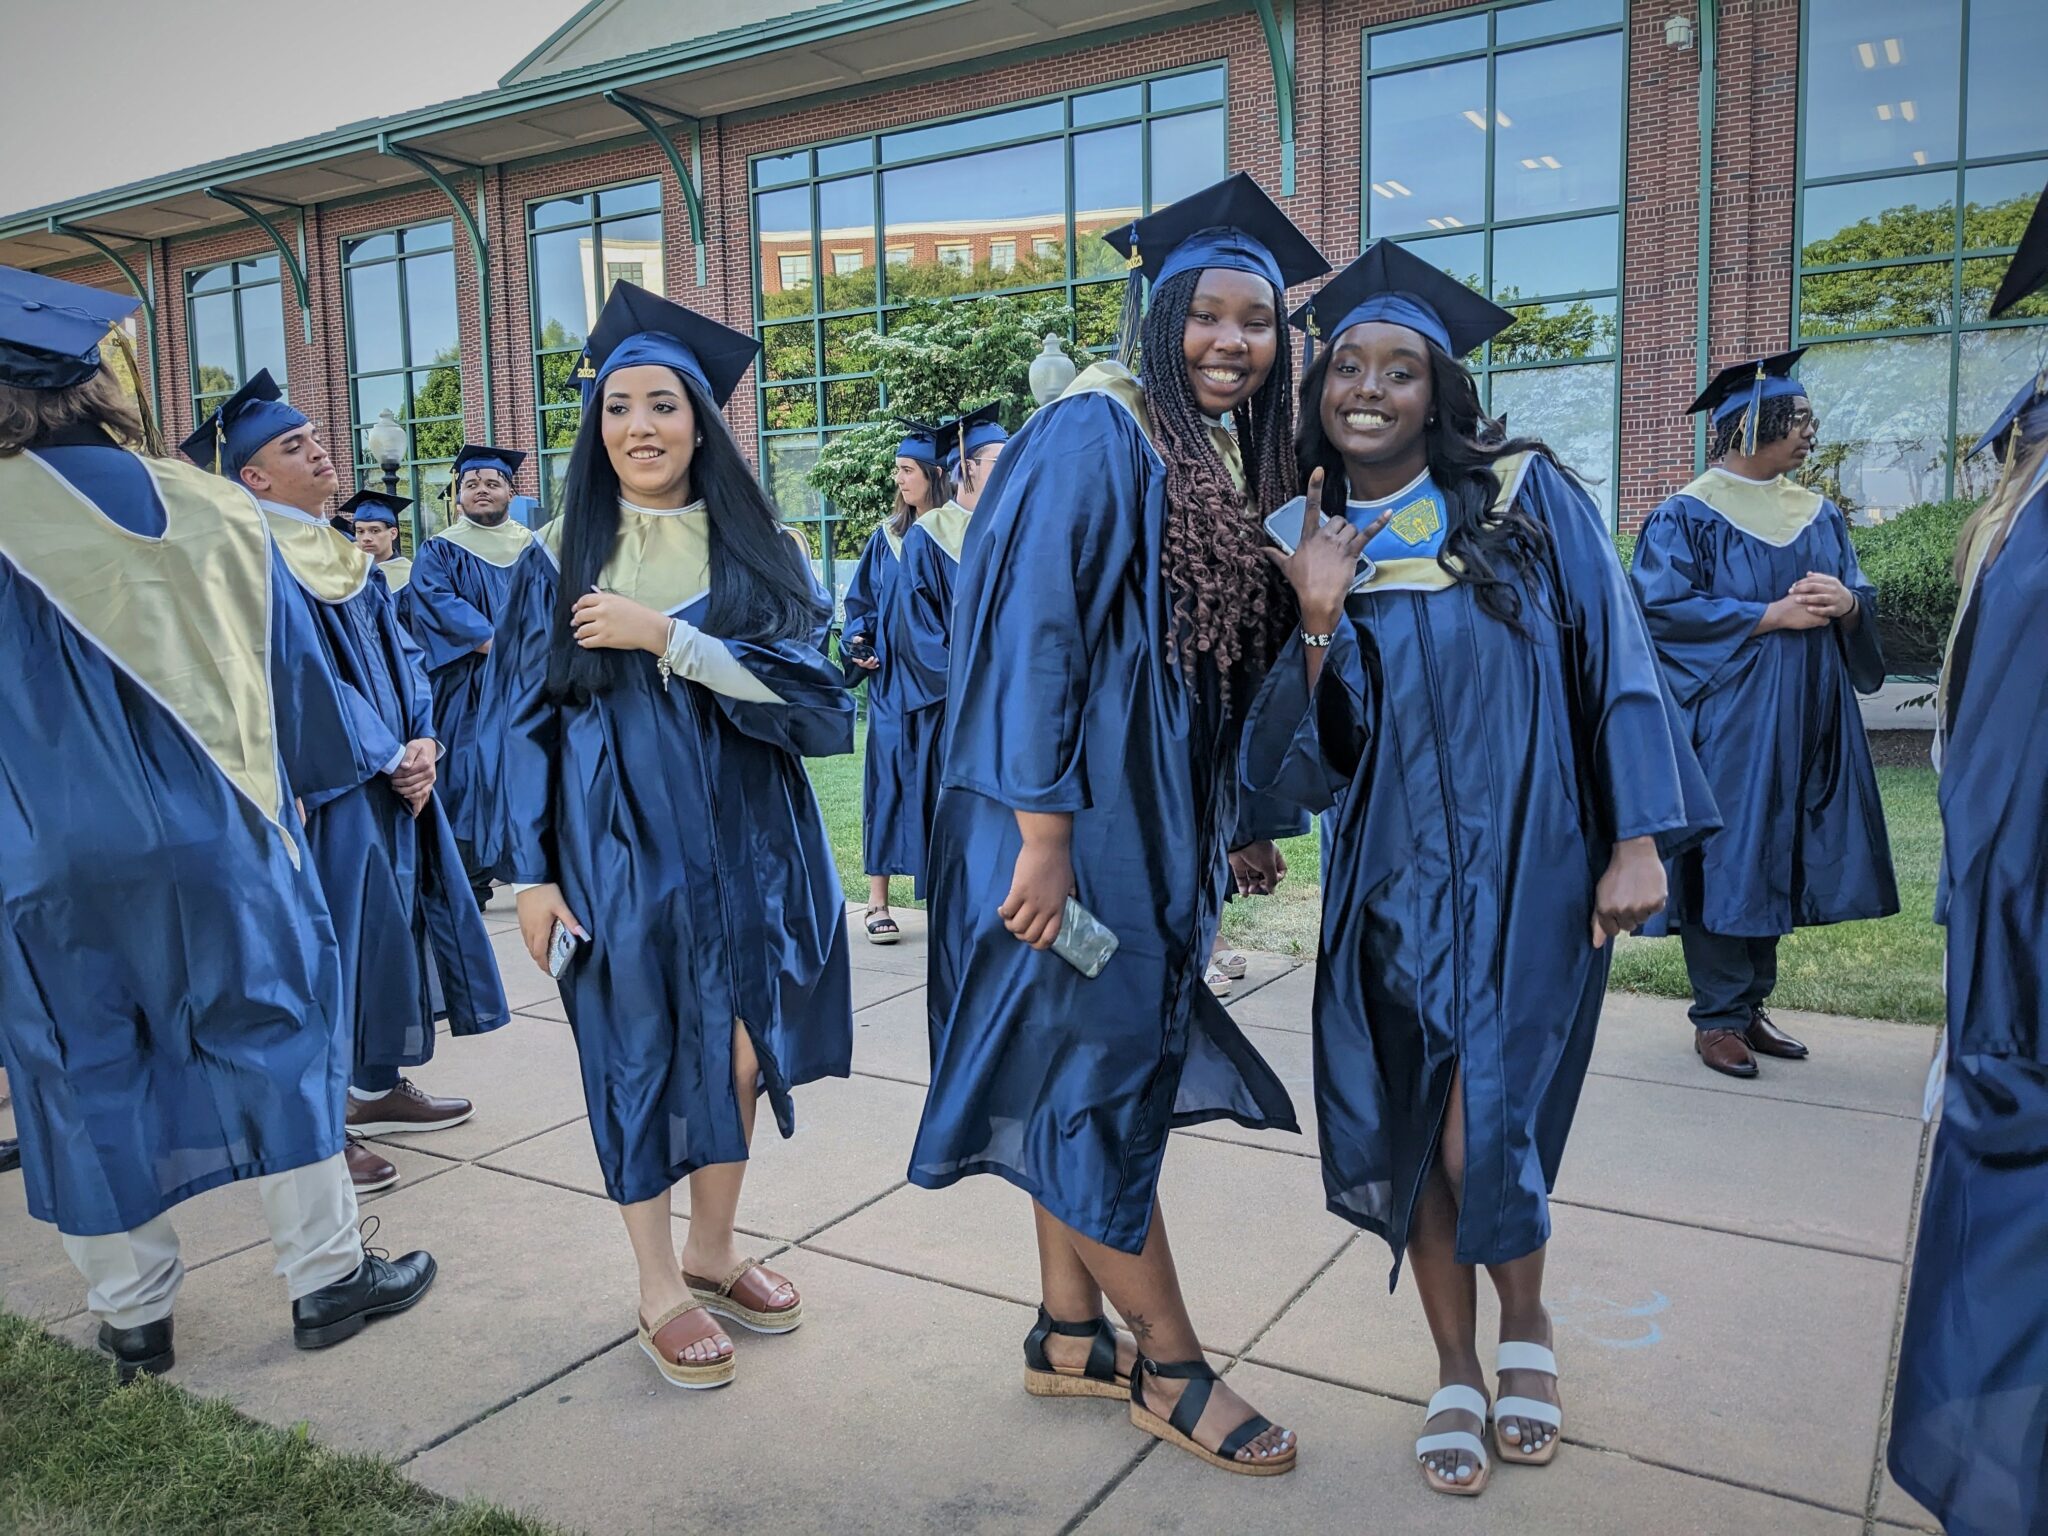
[365,409,407,498]
[1029,333,1077,406]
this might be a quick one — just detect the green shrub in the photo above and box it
[1613,528,1637,570]
[1849,498,1970,680]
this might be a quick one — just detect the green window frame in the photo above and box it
[184,254,287,429]
[527,178,665,512]
[748,62,1230,584]
[1361,0,1628,525]
[340,219,464,540]
[1793,0,2048,520]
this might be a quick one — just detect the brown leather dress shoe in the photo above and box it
[1695,1027,1759,1078]
[345,1078,473,1135]
[1744,1007,1809,1060]
[344,1137,399,1192]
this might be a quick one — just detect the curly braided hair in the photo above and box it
[1139,270,1299,701]
[1709,392,1802,460]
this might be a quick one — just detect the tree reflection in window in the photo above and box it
[341,222,462,540]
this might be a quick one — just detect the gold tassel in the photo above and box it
[103,325,165,458]
[1742,363,1766,457]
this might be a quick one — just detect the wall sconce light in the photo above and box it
[1664,14,1697,50]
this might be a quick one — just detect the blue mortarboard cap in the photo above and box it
[1290,239,1515,360]
[338,488,411,524]
[937,402,1008,474]
[452,443,528,487]
[1101,172,1328,297]
[1688,348,1807,455]
[577,281,760,410]
[1989,178,2048,320]
[0,266,142,391]
[1969,364,2048,463]
[894,420,942,467]
[177,369,308,476]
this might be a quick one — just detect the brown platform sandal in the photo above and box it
[1129,1355,1297,1476]
[637,1302,735,1390]
[1022,1306,1131,1401]
[684,1258,803,1335]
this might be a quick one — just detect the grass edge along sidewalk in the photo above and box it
[0,1311,568,1536]
[806,729,1943,1026]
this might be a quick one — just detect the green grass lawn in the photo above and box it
[807,736,1941,1025]
[0,1311,564,1536]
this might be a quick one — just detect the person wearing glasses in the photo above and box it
[1630,351,1898,1079]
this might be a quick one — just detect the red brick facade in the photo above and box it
[36,0,1805,530]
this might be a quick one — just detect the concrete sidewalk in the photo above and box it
[1,901,1944,1535]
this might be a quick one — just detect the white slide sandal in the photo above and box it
[1416,1384,1491,1496]
[1493,1341,1563,1465]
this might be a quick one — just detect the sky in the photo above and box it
[0,0,582,219]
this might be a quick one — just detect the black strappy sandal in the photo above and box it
[1129,1355,1298,1476]
[1022,1306,1131,1401]
[863,906,900,945]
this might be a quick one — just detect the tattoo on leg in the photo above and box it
[1125,1311,1153,1341]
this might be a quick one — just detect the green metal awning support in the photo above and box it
[378,136,496,453]
[604,90,708,284]
[1251,0,1296,195]
[46,217,159,409]
[201,186,313,343]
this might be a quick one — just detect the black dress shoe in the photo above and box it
[0,1137,19,1172]
[292,1250,437,1350]
[97,1317,174,1383]
[1744,1007,1809,1060]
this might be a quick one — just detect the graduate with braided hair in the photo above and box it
[907,174,1321,1478]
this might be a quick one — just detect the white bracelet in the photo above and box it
[1301,627,1336,649]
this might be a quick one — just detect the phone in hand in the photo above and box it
[1049,897,1118,979]
[843,637,876,665]
[546,918,583,979]
[1263,496,1377,592]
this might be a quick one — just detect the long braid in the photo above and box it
[1138,271,1298,706]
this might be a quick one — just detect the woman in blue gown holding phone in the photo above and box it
[499,283,854,1392]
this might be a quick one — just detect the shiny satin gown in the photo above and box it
[839,524,935,881]
[0,442,356,1236]
[1888,459,2048,1536]
[498,505,856,1205]
[907,362,1298,1255]
[1631,471,1897,937]
[889,500,973,882]
[1241,454,1716,1278]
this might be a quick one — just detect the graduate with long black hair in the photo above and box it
[908,174,1320,1477]
[500,283,854,1391]
[1243,240,1715,1498]
[1888,206,2048,1536]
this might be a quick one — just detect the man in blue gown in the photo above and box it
[182,381,507,1189]
[1632,352,1897,1077]
[345,488,413,594]
[404,445,535,909]
[0,267,436,1378]
[1888,209,2048,1536]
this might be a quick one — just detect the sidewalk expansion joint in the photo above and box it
[394,1327,636,1468]
[1583,1066,1927,1122]
[791,1178,909,1245]
[1545,1195,1908,1266]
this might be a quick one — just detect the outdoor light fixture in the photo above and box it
[365,409,406,496]
[1029,333,1076,406]
[1664,14,1696,50]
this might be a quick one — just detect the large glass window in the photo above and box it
[528,181,665,509]
[1364,0,1626,522]
[1796,0,2048,518]
[185,255,287,426]
[750,65,1227,563]
[341,220,462,530]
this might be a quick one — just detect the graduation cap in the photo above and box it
[1968,365,2048,468]
[893,418,943,468]
[177,369,308,476]
[575,280,760,411]
[338,488,412,525]
[1289,238,1515,364]
[1100,173,1328,364]
[1988,177,2048,321]
[0,265,142,391]
[1687,348,1808,456]
[451,443,528,490]
[937,401,1009,475]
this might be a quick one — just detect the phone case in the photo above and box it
[1049,896,1119,979]
[1263,500,1377,591]
[546,919,580,980]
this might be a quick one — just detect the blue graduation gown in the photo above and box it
[404,518,533,880]
[0,445,357,1237]
[499,509,855,1205]
[1241,455,1717,1278]
[840,524,933,880]
[1631,473,1897,936]
[1888,462,2048,1536]
[890,502,975,890]
[906,363,1299,1255]
[265,507,509,1072]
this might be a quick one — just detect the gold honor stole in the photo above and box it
[1678,470,1826,547]
[919,500,974,562]
[540,502,712,615]
[379,555,413,592]
[1057,359,1249,495]
[435,515,535,568]
[262,509,372,603]
[1349,453,1534,596]
[0,452,297,858]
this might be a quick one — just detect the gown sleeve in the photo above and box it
[1238,625,1375,815]
[387,597,439,743]
[498,546,561,886]
[941,394,1144,813]
[405,540,494,671]
[1824,502,1887,694]
[893,529,954,715]
[1534,458,1719,855]
[1630,498,1768,707]
[689,628,857,760]
[265,548,378,808]
[841,535,880,645]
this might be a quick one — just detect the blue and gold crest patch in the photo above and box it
[1390,496,1442,546]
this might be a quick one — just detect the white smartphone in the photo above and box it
[1263,496,1377,591]
[546,919,582,979]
